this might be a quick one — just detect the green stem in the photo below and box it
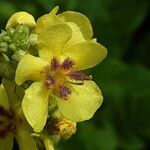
[43,138,55,150]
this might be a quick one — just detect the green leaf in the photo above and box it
[79,122,119,150]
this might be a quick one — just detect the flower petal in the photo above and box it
[56,81,103,122]
[50,6,59,15]
[62,41,107,70]
[0,134,14,150]
[35,13,63,34]
[59,11,93,40]
[22,82,50,132]
[16,126,38,150]
[15,54,48,85]
[0,85,9,109]
[6,11,36,29]
[38,24,72,61]
[64,22,85,50]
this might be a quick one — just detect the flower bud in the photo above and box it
[51,118,77,140]
[6,12,36,29]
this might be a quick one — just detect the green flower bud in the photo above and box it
[29,34,38,46]
[12,50,27,62]
[0,24,37,62]
[9,43,17,52]
[0,42,8,53]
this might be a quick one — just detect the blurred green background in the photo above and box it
[0,0,150,149]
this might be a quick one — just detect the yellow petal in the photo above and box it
[50,6,59,15]
[22,82,50,132]
[16,126,38,150]
[59,11,93,40]
[6,11,36,29]
[15,54,48,85]
[62,41,107,70]
[64,22,85,50]
[0,134,14,150]
[0,84,9,109]
[38,24,72,61]
[35,14,63,34]
[91,38,97,42]
[56,81,103,122]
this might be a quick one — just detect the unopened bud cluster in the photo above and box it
[0,25,37,61]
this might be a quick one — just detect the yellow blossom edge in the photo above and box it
[62,41,107,70]
[58,10,93,40]
[56,81,103,122]
[35,13,63,34]
[15,54,48,85]
[49,6,59,15]
[22,81,50,132]
[63,22,85,50]
[6,11,36,29]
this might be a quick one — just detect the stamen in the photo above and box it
[68,71,92,81]
[51,57,60,71]
[62,58,75,70]
[45,75,56,87]
[59,85,71,99]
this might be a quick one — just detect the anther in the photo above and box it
[61,58,75,71]
[45,75,56,87]
[59,85,71,99]
[68,71,92,81]
[51,57,60,71]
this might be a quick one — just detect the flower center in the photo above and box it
[44,57,92,100]
[0,105,22,138]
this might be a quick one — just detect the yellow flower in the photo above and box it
[0,83,37,150]
[15,7,107,133]
[6,12,36,29]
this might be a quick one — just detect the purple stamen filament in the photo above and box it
[51,57,60,71]
[45,57,92,100]
[68,71,92,81]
